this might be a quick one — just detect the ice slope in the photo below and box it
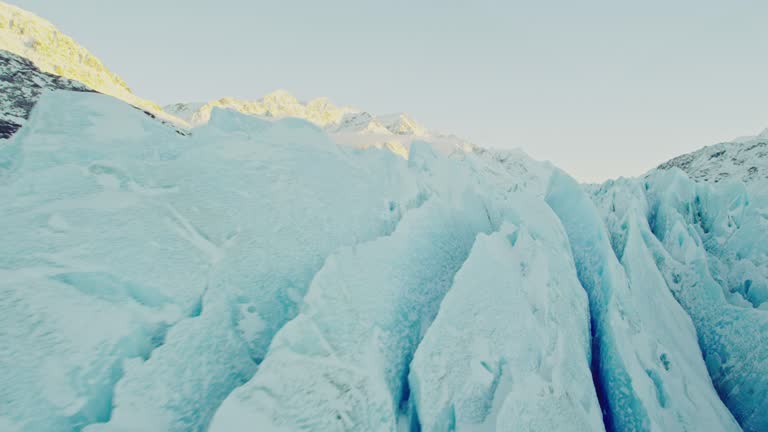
[647,175,768,432]
[409,203,603,432]
[2,68,768,431]
[546,172,741,431]
[589,170,768,431]
[90,115,427,432]
[693,182,768,308]
[0,90,427,431]
[210,197,493,431]
[0,91,204,432]
[659,146,768,309]
[207,143,494,431]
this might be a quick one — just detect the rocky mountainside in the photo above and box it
[0,49,91,139]
[657,129,768,185]
[0,1,185,127]
[0,48,186,142]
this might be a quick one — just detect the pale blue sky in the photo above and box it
[12,0,768,181]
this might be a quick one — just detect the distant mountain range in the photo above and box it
[165,93,430,136]
[0,1,442,145]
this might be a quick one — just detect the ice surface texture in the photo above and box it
[1,92,420,431]
[592,170,768,431]
[1,88,767,432]
[409,203,604,432]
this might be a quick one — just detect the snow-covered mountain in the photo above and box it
[378,112,429,136]
[2,3,768,432]
[165,93,429,136]
[0,1,186,127]
[166,92,459,160]
[658,129,768,185]
[165,91,356,128]
[332,111,392,134]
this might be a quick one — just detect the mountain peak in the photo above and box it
[164,92,433,139]
[379,112,428,136]
[262,89,299,105]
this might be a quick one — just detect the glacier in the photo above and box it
[593,170,768,431]
[408,204,604,432]
[3,85,766,432]
[1,11,768,429]
[546,171,742,432]
[0,90,428,431]
[0,84,768,432]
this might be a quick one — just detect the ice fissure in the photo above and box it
[546,171,741,432]
[2,89,768,431]
[408,199,604,432]
[208,161,497,431]
[0,92,429,432]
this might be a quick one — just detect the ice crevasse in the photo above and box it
[589,170,768,431]
[0,88,766,432]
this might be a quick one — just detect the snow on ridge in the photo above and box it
[164,90,357,128]
[657,129,768,186]
[166,92,432,137]
[332,111,392,135]
[378,112,429,137]
[733,127,768,144]
[166,91,474,160]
